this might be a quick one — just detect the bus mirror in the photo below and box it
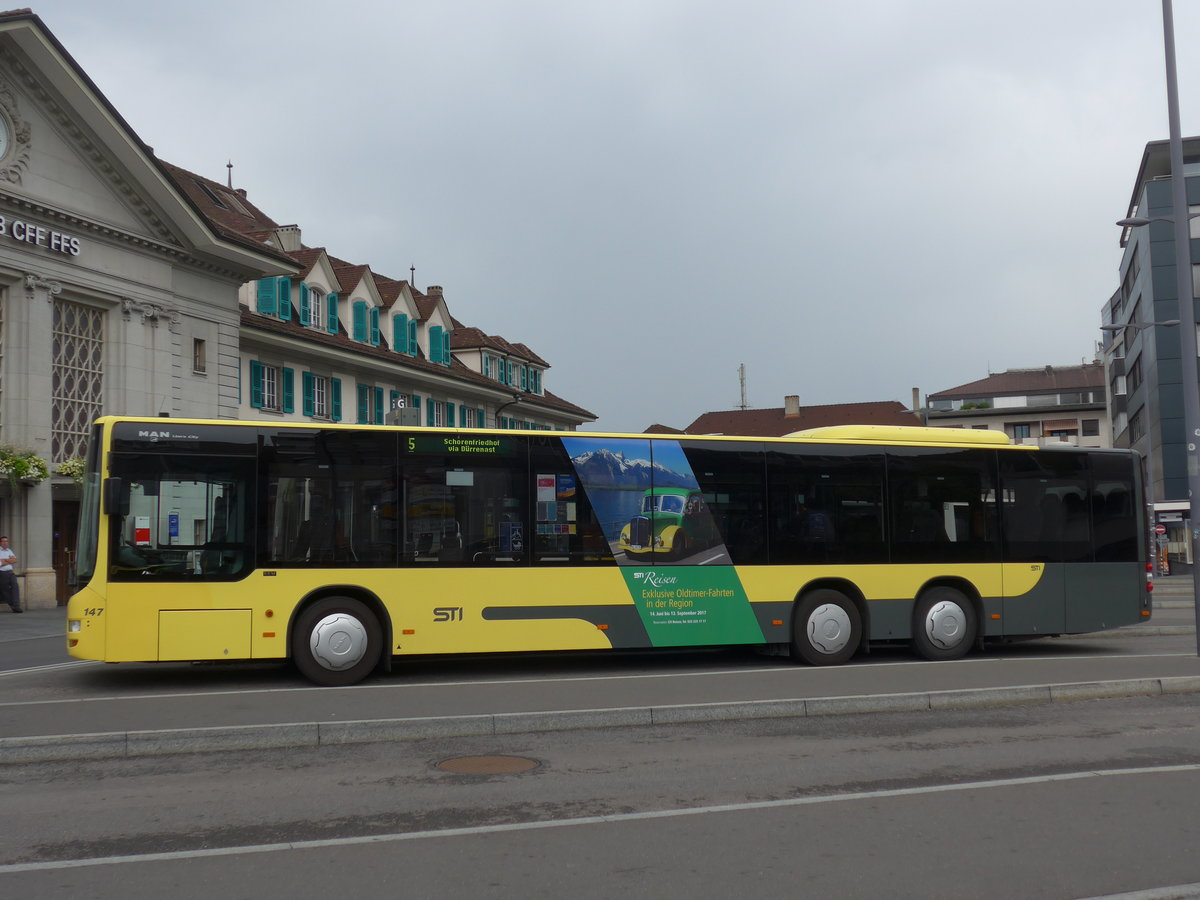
[103,477,127,516]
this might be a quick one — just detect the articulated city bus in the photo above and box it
[67,417,1151,685]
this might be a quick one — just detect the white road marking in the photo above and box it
[1,763,1198,875]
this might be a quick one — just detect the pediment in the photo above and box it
[0,43,182,245]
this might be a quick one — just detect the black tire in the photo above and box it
[911,586,977,661]
[292,596,382,687]
[673,532,689,560]
[791,588,862,666]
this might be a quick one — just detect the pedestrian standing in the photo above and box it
[0,535,22,612]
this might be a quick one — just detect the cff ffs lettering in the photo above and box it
[0,216,81,256]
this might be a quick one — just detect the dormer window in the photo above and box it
[351,301,381,345]
[301,285,324,330]
[255,276,293,321]
[429,325,452,366]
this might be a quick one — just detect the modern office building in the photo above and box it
[1102,136,1200,571]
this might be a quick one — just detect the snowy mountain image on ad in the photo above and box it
[561,437,732,565]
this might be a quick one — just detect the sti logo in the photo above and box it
[632,571,678,588]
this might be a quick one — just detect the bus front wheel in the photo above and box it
[791,589,861,666]
[293,596,382,687]
[912,587,977,661]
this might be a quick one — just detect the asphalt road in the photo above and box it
[1,592,1198,762]
[3,688,1200,898]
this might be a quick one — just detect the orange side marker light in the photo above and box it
[597,624,609,631]
[402,629,415,635]
[991,614,1001,620]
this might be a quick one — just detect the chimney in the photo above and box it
[273,225,302,253]
[784,395,801,418]
[427,285,443,298]
[912,387,920,411]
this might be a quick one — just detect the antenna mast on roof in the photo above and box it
[410,265,415,286]
[226,160,233,188]
[737,363,749,410]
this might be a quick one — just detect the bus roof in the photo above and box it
[96,416,1041,451]
[787,425,1013,446]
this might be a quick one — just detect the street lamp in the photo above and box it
[1099,320,1181,332]
[1137,0,1200,654]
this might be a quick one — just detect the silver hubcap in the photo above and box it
[924,600,966,650]
[806,603,852,655]
[309,612,369,671]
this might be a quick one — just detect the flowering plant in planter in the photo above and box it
[0,446,50,488]
[55,456,86,484]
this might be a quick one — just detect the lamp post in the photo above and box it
[1151,0,1200,654]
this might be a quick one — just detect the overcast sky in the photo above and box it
[30,1,1200,431]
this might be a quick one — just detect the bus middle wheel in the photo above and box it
[912,586,977,661]
[791,588,862,666]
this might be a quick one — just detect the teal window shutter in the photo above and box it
[447,401,455,426]
[303,372,315,417]
[459,405,467,428]
[249,360,264,408]
[412,394,421,411]
[393,314,407,352]
[256,280,277,315]
[369,307,380,346]
[427,399,436,426]
[442,331,451,366]
[356,384,369,424]
[299,284,310,324]
[430,326,443,363]
[282,367,295,413]
[352,302,367,341]
[327,293,339,333]
[374,387,384,425]
[476,409,485,428]
[331,378,342,422]
[520,365,528,391]
[408,320,417,355]
[278,277,292,321]
[390,390,400,413]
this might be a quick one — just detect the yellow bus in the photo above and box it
[67,417,1152,686]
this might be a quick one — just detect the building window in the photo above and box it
[249,361,294,413]
[459,405,480,428]
[1082,419,1100,437]
[1010,423,1031,440]
[356,384,384,424]
[306,288,324,329]
[1127,354,1142,394]
[1129,408,1144,443]
[303,372,330,418]
[193,338,207,374]
[52,300,104,461]
[262,365,279,411]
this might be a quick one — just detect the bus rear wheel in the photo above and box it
[293,596,382,687]
[791,589,861,666]
[912,586,977,661]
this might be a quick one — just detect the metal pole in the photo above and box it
[1160,0,1200,654]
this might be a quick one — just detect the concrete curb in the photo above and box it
[6,674,1200,764]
